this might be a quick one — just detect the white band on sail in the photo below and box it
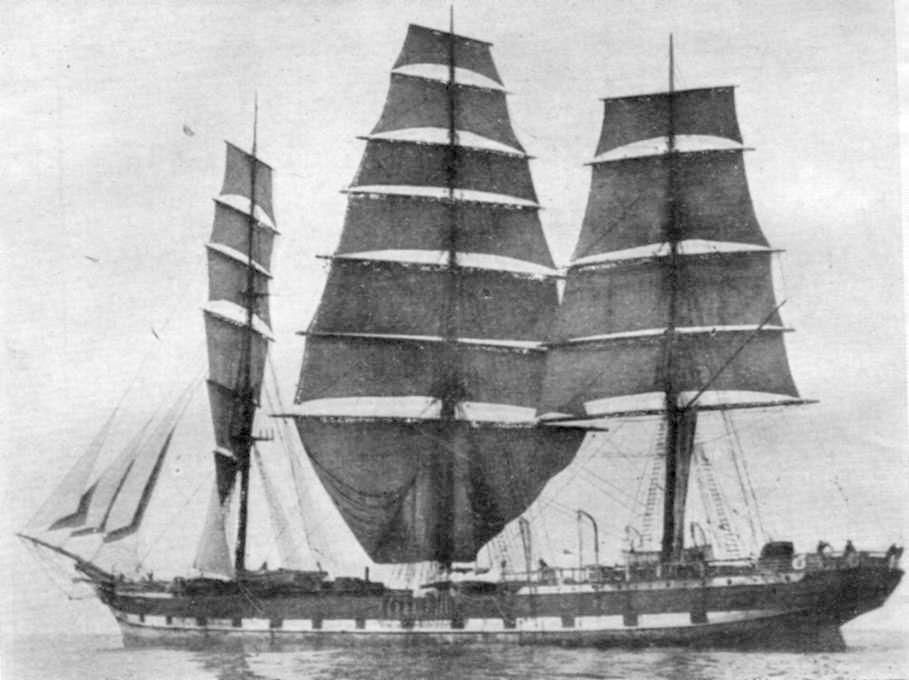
[291,397,441,420]
[332,250,558,278]
[540,390,811,420]
[365,129,525,156]
[216,194,277,230]
[290,397,539,423]
[558,325,791,346]
[571,240,775,267]
[455,402,536,423]
[206,243,273,277]
[302,330,543,351]
[346,185,539,208]
[392,63,505,91]
[590,135,747,163]
[212,198,280,234]
[203,300,274,341]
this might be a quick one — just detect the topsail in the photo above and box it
[292,24,584,564]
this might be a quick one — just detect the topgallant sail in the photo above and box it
[19,26,902,651]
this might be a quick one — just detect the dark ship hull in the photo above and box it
[99,554,901,650]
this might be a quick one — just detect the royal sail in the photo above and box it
[291,24,584,564]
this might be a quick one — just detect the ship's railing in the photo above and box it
[501,565,626,586]
[797,550,900,572]
[497,550,900,587]
[500,559,757,586]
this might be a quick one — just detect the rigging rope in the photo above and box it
[23,542,85,601]
[722,411,766,543]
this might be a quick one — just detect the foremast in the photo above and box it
[21,107,278,581]
[197,104,278,578]
[539,37,809,564]
[234,99,260,574]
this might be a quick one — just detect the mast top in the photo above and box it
[252,92,259,158]
[407,22,493,46]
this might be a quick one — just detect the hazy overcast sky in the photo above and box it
[2,0,906,635]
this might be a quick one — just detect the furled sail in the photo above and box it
[291,24,584,564]
[540,86,802,420]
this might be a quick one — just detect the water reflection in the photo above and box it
[194,650,273,680]
[184,645,729,680]
[61,628,902,680]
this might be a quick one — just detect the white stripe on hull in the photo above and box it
[117,607,789,637]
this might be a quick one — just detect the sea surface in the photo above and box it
[2,628,907,680]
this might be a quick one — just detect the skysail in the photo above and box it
[291,24,584,564]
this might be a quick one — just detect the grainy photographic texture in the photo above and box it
[2,1,906,678]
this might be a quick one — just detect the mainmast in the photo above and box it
[660,34,692,564]
[291,23,584,565]
[436,6,460,567]
[538,37,805,563]
[234,97,259,574]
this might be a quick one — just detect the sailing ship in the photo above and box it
[20,23,902,650]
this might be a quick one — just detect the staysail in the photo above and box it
[24,136,277,574]
[25,383,193,546]
[291,24,584,564]
[540,70,806,560]
[26,409,118,533]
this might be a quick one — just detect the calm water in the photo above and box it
[3,629,907,680]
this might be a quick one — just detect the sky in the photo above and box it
[1,0,906,637]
